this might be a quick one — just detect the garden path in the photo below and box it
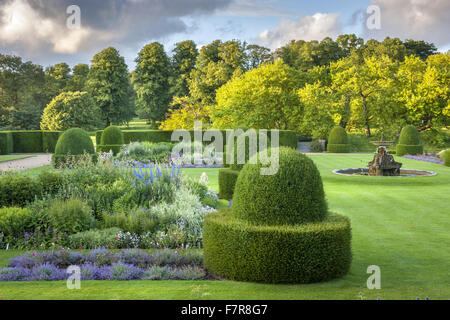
[0,154,51,172]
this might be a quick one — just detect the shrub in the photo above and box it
[98,126,124,155]
[40,91,102,131]
[11,131,43,153]
[327,126,349,153]
[0,207,34,240]
[38,171,63,195]
[233,147,328,225]
[397,125,423,156]
[203,209,351,283]
[0,174,41,207]
[53,128,96,166]
[310,140,323,152]
[441,149,450,167]
[102,207,160,235]
[0,132,13,155]
[67,228,122,249]
[278,130,298,149]
[46,198,94,235]
[218,168,240,200]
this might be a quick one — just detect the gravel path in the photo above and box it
[0,154,52,172]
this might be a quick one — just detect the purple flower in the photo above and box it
[0,267,31,281]
[111,262,144,280]
[29,263,66,281]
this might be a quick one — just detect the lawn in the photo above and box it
[0,154,449,300]
[0,155,31,163]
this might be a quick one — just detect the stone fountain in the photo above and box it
[368,146,402,176]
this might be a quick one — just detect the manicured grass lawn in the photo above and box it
[0,155,31,163]
[1,154,449,300]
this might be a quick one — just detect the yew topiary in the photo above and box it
[98,125,124,155]
[53,128,96,166]
[397,125,423,156]
[327,126,349,153]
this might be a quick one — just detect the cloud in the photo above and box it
[258,13,342,49]
[365,0,450,47]
[0,0,232,64]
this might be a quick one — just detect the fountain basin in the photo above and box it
[333,168,436,177]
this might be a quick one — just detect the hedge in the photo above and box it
[0,174,41,207]
[42,131,62,153]
[397,125,423,157]
[0,132,13,155]
[203,209,352,284]
[11,131,43,153]
[97,144,122,155]
[218,168,240,200]
[396,144,423,157]
[327,144,350,153]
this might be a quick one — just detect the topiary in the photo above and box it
[52,128,96,166]
[203,147,351,284]
[441,149,450,167]
[233,147,327,225]
[98,126,125,155]
[397,125,423,156]
[327,126,349,153]
[218,168,240,200]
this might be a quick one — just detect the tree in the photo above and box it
[134,42,171,124]
[86,47,132,127]
[40,91,102,131]
[169,40,198,98]
[188,40,246,105]
[404,40,437,61]
[45,62,71,100]
[159,96,211,130]
[65,64,89,92]
[213,60,303,130]
[243,44,272,70]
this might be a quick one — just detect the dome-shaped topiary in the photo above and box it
[233,147,327,225]
[327,126,349,153]
[98,126,124,155]
[100,126,124,145]
[397,125,423,156]
[441,149,450,167]
[53,128,96,166]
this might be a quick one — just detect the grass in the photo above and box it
[0,154,449,300]
[0,155,31,163]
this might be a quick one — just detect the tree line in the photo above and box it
[0,35,447,137]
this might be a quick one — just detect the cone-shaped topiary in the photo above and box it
[203,147,351,284]
[397,125,423,156]
[98,125,124,155]
[233,147,327,225]
[53,128,96,166]
[327,126,349,153]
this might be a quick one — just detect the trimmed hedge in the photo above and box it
[233,148,327,225]
[218,168,240,200]
[0,174,41,207]
[278,130,298,149]
[11,131,43,153]
[0,132,13,155]
[327,144,350,153]
[203,209,352,284]
[397,125,423,156]
[42,131,62,153]
[53,128,96,166]
[327,126,349,153]
[97,145,122,155]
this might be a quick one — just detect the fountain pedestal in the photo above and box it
[368,146,402,176]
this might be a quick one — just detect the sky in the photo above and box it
[0,0,449,69]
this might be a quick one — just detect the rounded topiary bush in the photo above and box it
[203,209,351,284]
[218,168,240,200]
[98,126,124,155]
[327,126,349,153]
[204,147,351,284]
[397,125,423,156]
[441,149,450,167]
[53,128,96,166]
[233,147,327,225]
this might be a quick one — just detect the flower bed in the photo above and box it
[403,154,444,165]
[0,248,208,281]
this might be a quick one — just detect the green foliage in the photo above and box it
[67,228,122,249]
[278,130,298,149]
[327,126,350,153]
[100,126,124,145]
[11,131,43,153]
[102,208,160,235]
[170,40,199,98]
[0,207,34,240]
[310,140,324,152]
[420,129,450,151]
[397,125,423,156]
[46,198,94,235]
[441,149,450,167]
[53,128,96,166]
[213,60,302,130]
[218,168,239,200]
[0,174,41,207]
[134,42,171,123]
[87,47,132,126]
[40,91,102,131]
[42,131,61,153]
[37,171,63,196]
[203,209,352,283]
[0,132,13,154]
[233,148,327,225]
